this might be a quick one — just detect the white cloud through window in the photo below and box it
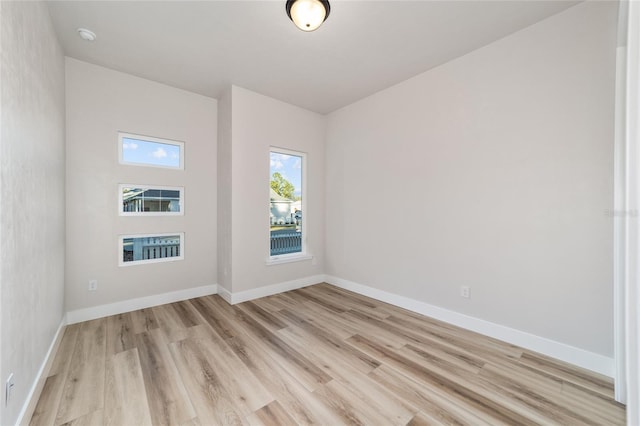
[152,147,167,158]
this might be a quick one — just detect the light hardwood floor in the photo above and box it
[30,283,625,425]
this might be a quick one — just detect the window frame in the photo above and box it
[118,131,185,170]
[118,232,185,267]
[267,147,311,265]
[118,184,184,217]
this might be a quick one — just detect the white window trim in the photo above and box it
[118,232,184,267]
[266,253,313,266]
[118,131,185,170]
[118,184,184,216]
[267,147,310,264]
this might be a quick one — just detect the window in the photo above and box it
[119,233,184,266]
[119,184,184,216]
[119,132,184,169]
[269,148,309,263]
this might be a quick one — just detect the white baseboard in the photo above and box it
[16,318,66,426]
[217,285,232,304]
[66,284,218,324]
[61,276,614,378]
[225,275,324,304]
[324,275,615,378]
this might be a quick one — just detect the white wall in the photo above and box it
[217,87,233,292]
[227,86,325,294]
[326,1,617,357]
[623,0,640,417]
[0,2,66,424]
[65,59,217,312]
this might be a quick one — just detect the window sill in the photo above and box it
[119,256,184,267]
[266,253,313,266]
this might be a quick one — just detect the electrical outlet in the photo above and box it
[5,373,14,406]
[460,286,470,298]
[88,279,98,291]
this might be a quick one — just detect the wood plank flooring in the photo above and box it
[29,283,626,425]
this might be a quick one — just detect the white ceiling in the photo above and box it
[46,0,579,114]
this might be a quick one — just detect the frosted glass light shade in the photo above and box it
[286,0,330,32]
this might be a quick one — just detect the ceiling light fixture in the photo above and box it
[77,28,97,41]
[286,0,330,32]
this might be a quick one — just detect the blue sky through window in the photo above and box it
[270,152,302,197]
[122,137,181,168]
